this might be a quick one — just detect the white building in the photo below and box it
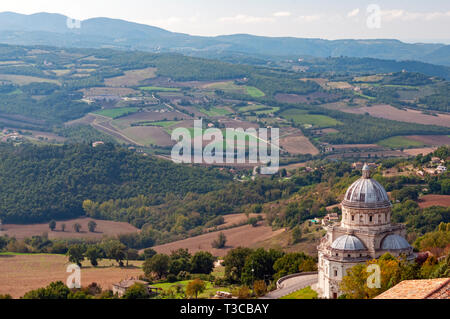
[317,164,415,299]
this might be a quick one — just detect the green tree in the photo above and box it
[223,247,252,283]
[85,246,102,267]
[241,248,284,285]
[142,248,157,260]
[253,280,267,297]
[291,226,302,244]
[73,223,82,233]
[48,220,56,231]
[23,281,71,299]
[212,232,227,249]
[122,283,149,299]
[185,279,205,299]
[191,251,215,274]
[87,220,97,233]
[67,245,85,267]
[143,254,170,279]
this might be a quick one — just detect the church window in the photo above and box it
[334,270,337,277]
[369,216,373,222]
[351,215,354,221]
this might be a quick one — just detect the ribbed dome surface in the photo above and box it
[381,234,411,250]
[342,178,391,209]
[331,235,366,251]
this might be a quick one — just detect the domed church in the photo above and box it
[317,164,415,298]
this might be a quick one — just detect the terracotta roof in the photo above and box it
[375,278,450,299]
[113,279,149,289]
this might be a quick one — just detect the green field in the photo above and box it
[93,107,140,119]
[281,109,341,128]
[139,86,181,92]
[238,104,279,115]
[377,136,425,148]
[280,286,318,299]
[246,86,265,98]
[207,81,264,97]
[133,120,180,127]
[152,279,233,299]
[199,107,231,117]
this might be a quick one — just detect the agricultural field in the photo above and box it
[0,74,60,85]
[0,217,139,240]
[280,109,342,128]
[198,106,232,117]
[204,81,264,97]
[104,67,157,86]
[238,104,279,115]
[151,223,285,257]
[340,104,450,128]
[93,107,141,119]
[377,136,426,148]
[417,195,450,209]
[139,86,181,92]
[0,254,143,298]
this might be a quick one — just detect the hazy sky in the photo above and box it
[1,0,449,42]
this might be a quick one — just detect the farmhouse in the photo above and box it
[112,278,159,297]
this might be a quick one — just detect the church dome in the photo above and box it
[381,234,411,250]
[331,235,366,251]
[342,164,391,209]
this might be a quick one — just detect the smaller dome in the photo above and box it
[381,234,411,250]
[331,235,365,251]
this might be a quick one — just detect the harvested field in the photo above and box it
[418,195,450,209]
[121,126,173,146]
[331,144,380,149]
[402,147,437,156]
[206,213,261,232]
[81,87,138,97]
[407,135,450,146]
[0,217,139,240]
[113,111,189,129]
[0,74,60,85]
[104,67,157,87]
[275,92,338,104]
[151,223,285,257]
[280,133,319,155]
[326,81,353,89]
[340,104,450,128]
[0,255,143,298]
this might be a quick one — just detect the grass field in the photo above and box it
[205,81,264,97]
[133,120,180,127]
[139,86,181,92]
[377,136,426,148]
[281,109,341,128]
[245,86,265,98]
[0,74,60,85]
[104,67,157,86]
[280,286,318,299]
[93,107,140,119]
[198,107,231,117]
[238,104,279,115]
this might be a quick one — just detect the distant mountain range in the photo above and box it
[0,12,449,66]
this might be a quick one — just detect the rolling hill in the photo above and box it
[0,12,449,66]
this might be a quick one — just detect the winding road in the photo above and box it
[260,274,318,299]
